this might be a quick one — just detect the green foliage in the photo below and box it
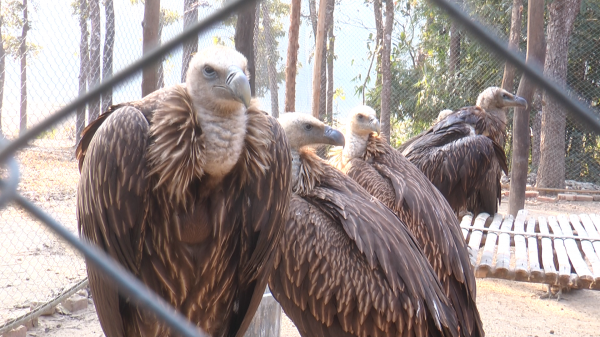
[161,9,180,27]
[2,0,41,59]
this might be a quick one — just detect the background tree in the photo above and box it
[0,1,6,138]
[537,0,582,190]
[308,0,327,120]
[310,0,327,119]
[380,0,394,143]
[260,1,279,116]
[508,0,545,216]
[18,0,28,135]
[284,0,300,112]
[448,0,462,77]
[234,2,256,96]
[101,0,114,113]
[325,0,335,124]
[73,0,89,144]
[88,0,100,121]
[501,0,523,92]
[141,0,159,97]
[181,0,198,82]
[157,9,180,89]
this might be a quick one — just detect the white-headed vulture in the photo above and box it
[76,46,291,337]
[399,87,527,216]
[329,105,484,337]
[270,112,460,337]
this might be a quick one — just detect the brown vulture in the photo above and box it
[76,46,291,337]
[270,112,460,337]
[329,105,484,337]
[399,87,527,216]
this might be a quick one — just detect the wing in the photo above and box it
[77,106,150,337]
[344,140,483,337]
[402,120,500,216]
[466,140,508,215]
[229,113,292,337]
[271,164,459,337]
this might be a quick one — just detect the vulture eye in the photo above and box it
[203,65,217,78]
[358,115,364,120]
[502,94,509,99]
[304,124,313,131]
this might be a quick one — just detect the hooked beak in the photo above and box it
[323,126,345,147]
[512,96,528,109]
[226,65,251,108]
[371,117,381,133]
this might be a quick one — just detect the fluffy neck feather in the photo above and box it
[292,148,325,196]
[341,127,370,166]
[195,104,247,178]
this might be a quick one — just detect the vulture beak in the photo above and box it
[513,96,528,109]
[371,117,381,133]
[323,126,346,147]
[226,65,251,108]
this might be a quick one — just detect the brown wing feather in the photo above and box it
[335,136,484,337]
[77,106,150,337]
[270,152,459,337]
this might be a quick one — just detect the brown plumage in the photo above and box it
[270,112,460,337]
[398,87,526,216]
[76,46,291,337]
[330,106,484,337]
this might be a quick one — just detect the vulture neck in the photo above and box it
[485,107,507,131]
[195,105,248,178]
[290,148,324,196]
[291,148,302,189]
[341,129,370,166]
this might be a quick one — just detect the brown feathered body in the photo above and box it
[399,106,508,216]
[76,85,291,337]
[330,134,484,337]
[269,149,460,337]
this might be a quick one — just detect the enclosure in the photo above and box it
[0,0,599,336]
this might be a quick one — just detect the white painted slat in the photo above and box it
[513,210,528,280]
[494,214,515,278]
[526,216,543,282]
[476,213,503,278]
[467,213,490,267]
[538,216,557,284]
[461,213,473,241]
[567,215,599,287]
[586,214,600,260]
[548,216,572,285]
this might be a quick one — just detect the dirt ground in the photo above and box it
[2,144,600,337]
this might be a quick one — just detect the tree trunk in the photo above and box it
[261,2,279,117]
[448,0,462,77]
[308,0,317,37]
[101,0,114,113]
[311,0,328,119]
[142,0,160,97]
[508,0,545,216]
[537,0,581,192]
[181,0,198,82]
[309,0,327,120]
[531,92,543,172]
[501,0,523,92]
[0,1,6,138]
[235,2,256,96]
[157,10,166,89]
[18,0,29,136]
[89,0,101,122]
[76,0,89,145]
[325,0,335,124]
[380,0,394,143]
[284,0,301,112]
[373,0,383,86]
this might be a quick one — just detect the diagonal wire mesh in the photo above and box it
[0,0,599,335]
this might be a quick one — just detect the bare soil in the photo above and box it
[2,145,599,337]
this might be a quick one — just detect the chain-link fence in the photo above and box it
[1,0,599,333]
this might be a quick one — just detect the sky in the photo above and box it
[1,0,382,134]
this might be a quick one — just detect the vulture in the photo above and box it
[399,87,527,216]
[270,112,460,337]
[329,105,484,337]
[76,46,291,337]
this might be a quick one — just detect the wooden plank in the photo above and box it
[557,215,593,288]
[513,210,529,281]
[538,216,557,284]
[460,213,473,241]
[467,213,489,267]
[548,216,572,286]
[476,213,503,278]
[244,287,281,337]
[494,214,515,279]
[457,225,600,241]
[526,216,544,282]
[586,214,600,260]
[568,215,600,288]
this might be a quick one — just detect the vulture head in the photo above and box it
[437,109,454,122]
[476,87,527,126]
[348,105,381,136]
[278,113,345,151]
[186,45,251,115]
